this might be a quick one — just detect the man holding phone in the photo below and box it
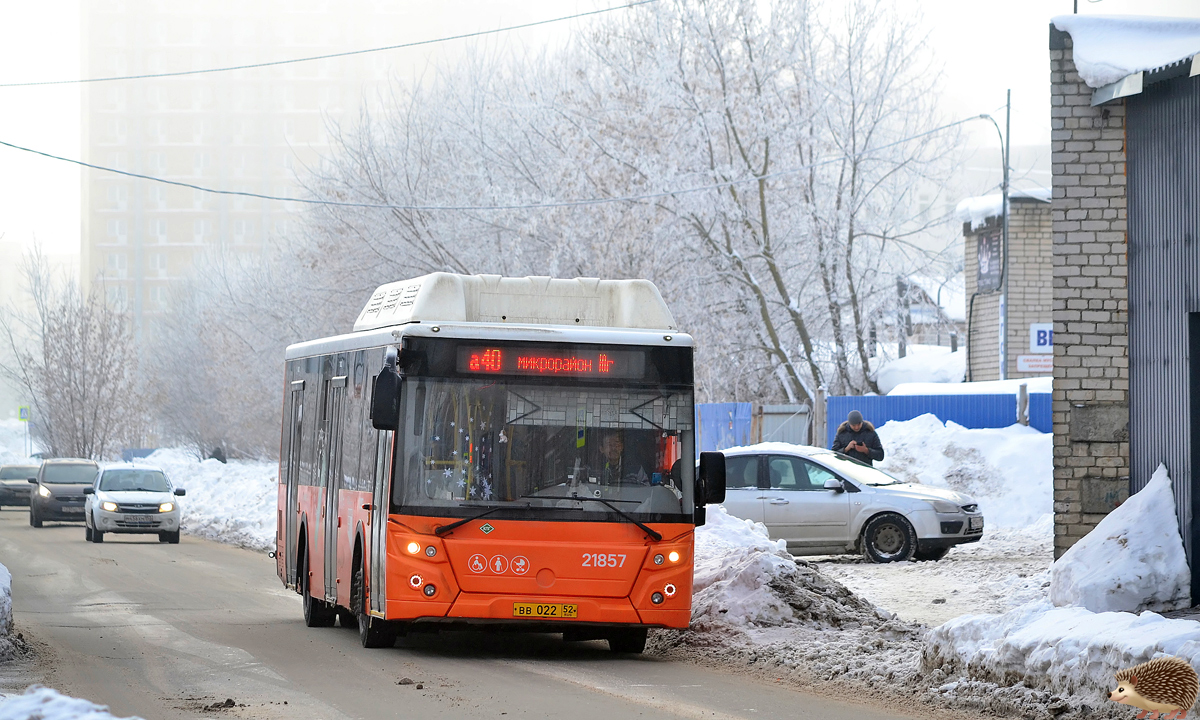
[831,410,885,466]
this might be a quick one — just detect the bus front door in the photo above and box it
[368,430,392,615]
[284,381,304,586]
[322,375,347,603]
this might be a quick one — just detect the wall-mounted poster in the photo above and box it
[976,230,1002,292]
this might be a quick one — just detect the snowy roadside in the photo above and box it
[147,449,277,552]
[0,687,141,720]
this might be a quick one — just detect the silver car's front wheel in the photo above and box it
[861,513,916,563]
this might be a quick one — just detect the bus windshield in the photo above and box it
[394,378,695,522]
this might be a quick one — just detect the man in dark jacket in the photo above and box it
[831,410,884,466]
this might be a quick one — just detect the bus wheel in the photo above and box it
[352,562,396,649]
[337,608,356,629]
[607,628,647,654]
[301,553,335,628]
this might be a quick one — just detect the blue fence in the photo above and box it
[695,403,753,452]
[826,394,1050,447]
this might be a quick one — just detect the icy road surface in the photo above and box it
[0,510,928,720]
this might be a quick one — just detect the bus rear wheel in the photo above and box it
[301,552,335,628]
[607,628,647,654]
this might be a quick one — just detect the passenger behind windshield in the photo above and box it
[42,464,99,484]
[99,470,171,493]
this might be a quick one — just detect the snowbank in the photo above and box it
[875,346,965,395]
[145,449,277,551]
[955,188,1052,231]
[0,687,140,720]
[876,414,1052,528]
[1053,14,1200,88]
[888,376,1052,396]
[0,420,34,465]
[0,562,12,662]
[925,601,1200,702]
[1050,464,1189,614]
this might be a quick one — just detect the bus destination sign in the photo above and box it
[456,346,646,379]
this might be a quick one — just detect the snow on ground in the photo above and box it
[874,346,964,395]
[816,516,1053,627]
[0,421,34,466]
[0,563,13,662]
[0,687,140,720]
[146,449,277,551]
[1053,14,1200,88]
[1050,464,1189,613]
[653,508,1085,720]
[888,376,1053,396]
[876,413,1052,529]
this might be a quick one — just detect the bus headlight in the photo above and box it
[101,501,118,512]
[668,551,680,563]
[158,502,174,513]
[406,541,421,555]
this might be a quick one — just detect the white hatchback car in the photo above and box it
[719,443,983,562]
[84,465,186,544]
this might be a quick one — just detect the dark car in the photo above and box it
[0,464,40,508]
[30,459,100,527]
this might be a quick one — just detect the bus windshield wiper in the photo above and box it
[526,495,662,541]
[434,503,526,536]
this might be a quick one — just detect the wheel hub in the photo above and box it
[874,524,903,555]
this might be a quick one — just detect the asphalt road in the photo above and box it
[0,509,919,720]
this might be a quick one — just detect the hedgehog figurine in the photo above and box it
[1109,657,1199,719]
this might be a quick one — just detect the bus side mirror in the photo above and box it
[697,452,726,505]
[371,368,401,431]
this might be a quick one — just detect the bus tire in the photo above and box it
[301,552,335,628]
[337,608,356,629]
[352,562,396,648]
[607,628,647,654]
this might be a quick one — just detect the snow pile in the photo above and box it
[145,449,277,551]
[955,188,1052,231]
[925,602,1200,705]
[888,376,1052,396]
[1050,464,1189,613]
[0,420,33,465]
[1053,14,1200,88]
[0,687,141,720]
[875,346,965,395]
[876,414,1052,528]
[0,562,13,662]
[690,506,894,629]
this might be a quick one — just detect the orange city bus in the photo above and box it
[275,273,726,651]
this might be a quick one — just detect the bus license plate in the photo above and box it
[513,603,577,619]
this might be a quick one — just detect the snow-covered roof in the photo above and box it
[1052,14,1200,89]
[353,273,677,332]
[955,188,1051,231]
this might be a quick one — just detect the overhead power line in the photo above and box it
[0,1,656,88]
[0,116,980,212]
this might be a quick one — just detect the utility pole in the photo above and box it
[998,89,1011,380]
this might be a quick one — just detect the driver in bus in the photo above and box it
[599,431,649,485]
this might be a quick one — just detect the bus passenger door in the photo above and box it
[283,381,304,586]
[368,430,393,616]
[323,375,347,603]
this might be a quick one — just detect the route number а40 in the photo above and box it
[582,553,626,568]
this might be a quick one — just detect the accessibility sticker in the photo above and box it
[468,554,487,573]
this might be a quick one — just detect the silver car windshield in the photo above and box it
[99,469,170,492]
[814,453,903,486]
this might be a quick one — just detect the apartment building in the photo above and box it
[80,1,406,326]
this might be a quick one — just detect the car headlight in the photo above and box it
[159,502,174,513]
[37,485,51,498]
[927,500,962,514]
[101,501,118,512]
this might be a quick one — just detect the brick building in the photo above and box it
[961,195,1053,382]
[1049,15,1200,600]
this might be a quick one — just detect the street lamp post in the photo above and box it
[978,89,1011,380]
